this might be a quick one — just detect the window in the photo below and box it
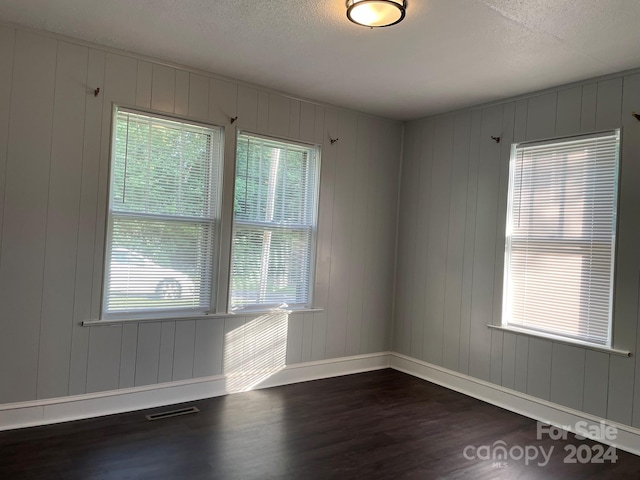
[103,108,223,319]
[230,132,320,311]
[502,130,620,346]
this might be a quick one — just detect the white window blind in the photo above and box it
[503,130,620,346]
[103,108,223,318]
[230,132,320,310]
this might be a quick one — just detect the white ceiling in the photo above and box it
[0,0,639,121]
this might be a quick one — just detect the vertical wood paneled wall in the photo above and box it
[394,70,640,428]
[0,26,401,403]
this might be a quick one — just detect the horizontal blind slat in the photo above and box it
[230,132,319,309]
[104,109,223,317]
[504,130,619,345]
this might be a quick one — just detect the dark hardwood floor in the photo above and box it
[1,369,639,479]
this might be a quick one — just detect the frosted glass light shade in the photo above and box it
[346,0,406,28]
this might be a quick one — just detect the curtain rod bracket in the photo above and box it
[230,116,238,124]
[94,87,100,97]
[632,112,640,122]
[330,137,339,144]
[491,136,501,143]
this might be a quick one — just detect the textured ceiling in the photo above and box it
[0,0,639,120]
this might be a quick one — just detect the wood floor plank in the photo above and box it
[0,370,638,479]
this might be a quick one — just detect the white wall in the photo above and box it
[394,70,640,428]
[6,22,638,436]
[0,26,402,404]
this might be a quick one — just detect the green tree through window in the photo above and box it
[103,108,223,318]
[230,133,320,310]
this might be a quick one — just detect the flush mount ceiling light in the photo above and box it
[346,0,407,28]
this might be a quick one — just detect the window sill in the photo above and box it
[487,324,631,357]
[82,308,324,326]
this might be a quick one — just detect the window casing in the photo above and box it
[502,130,620,346]
[230,132,320,311]
[102,107,223,319]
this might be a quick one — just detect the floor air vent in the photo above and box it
[145,406,200,421]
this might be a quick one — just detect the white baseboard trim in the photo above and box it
[0,352,391,431]
[389,352,640,456]
[3,349,639,458]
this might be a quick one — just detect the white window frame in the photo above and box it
[229,131,321,313]
[501,130,620,348]
[101,106,224,320]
